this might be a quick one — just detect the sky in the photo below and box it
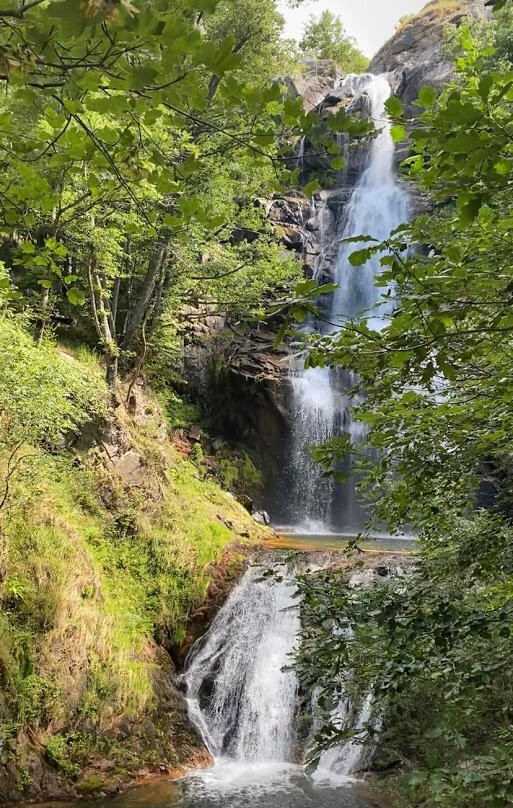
[277,0,429,58]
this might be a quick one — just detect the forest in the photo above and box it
[1,0,513,807]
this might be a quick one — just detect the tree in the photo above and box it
[277,13,513,807]
[0,0,316,395]
[299,11,368,73]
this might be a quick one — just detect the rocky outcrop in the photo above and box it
[278,59,341,113]
[183,312,292,482]
[370,0,489,117]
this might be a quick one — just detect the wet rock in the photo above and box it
[267,196,311,227]
[188,426,202,442]
[252,510,271,526]
[279,225,306,251]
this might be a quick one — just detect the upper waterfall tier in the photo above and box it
[270,74,408,534]
[328,74,408,332]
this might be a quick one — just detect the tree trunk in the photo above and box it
[122,240,169,351]
[106,353,118,399]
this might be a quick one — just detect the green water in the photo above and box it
[43,763,376,808]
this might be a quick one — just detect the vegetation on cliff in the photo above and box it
[285,6,513,807]
[0,306,270,800]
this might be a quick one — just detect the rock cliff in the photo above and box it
[371,0,489,116]
[183,1,492,496]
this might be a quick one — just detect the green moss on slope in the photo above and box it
[0,317,265,801]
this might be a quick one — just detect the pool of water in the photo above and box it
[268,532,416,554]
[53,762,374,808]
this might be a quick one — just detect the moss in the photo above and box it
[217,452,262,498]
[396,0,463,30]
[76,774,106,795]
[219,458,239,489]
[44,735,80,780]
[0,342,265,794]
[240,454,263,492]
[159,390,203,429]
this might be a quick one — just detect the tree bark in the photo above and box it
[87,258,119,399]
[122,240,170,351]
[106,353,119,397]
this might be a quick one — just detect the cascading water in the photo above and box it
[183,564,377,792]
[275,74,408,534]
[174,73,409,808]
[185,566,301,763]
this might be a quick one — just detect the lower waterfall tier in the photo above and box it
[184,564,374,782]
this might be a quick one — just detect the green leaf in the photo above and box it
[458,194,483,224]
[272,324,288,350]
[328,109,351,132]
[183,0,219,11]
[48,0,89,36]
[349,247,375,267]
[385,96,404,119]
[443,100,483,125]
[130,66,159,89]
[330,156,346,171]
[416,86,437,108]
[391,124,407,143]
[316,283,338,296]
[66,288,86,306]
[478,74,494,102]
[304,180,320,198]
[445,132,483,153]
[494,158,511,176]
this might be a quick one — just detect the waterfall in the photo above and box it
[184,564,376,783]
[185,566,301,763]
[277,74,408,534]
[314,693,376,783]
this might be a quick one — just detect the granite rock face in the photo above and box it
[370,0,489,118]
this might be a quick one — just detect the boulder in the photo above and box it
[188,426,202,443]
[252,510,271,526]
[112,449,145,486]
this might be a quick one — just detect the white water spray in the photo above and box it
[184,565,378,784]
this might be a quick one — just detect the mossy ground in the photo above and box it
[0,345,266,802]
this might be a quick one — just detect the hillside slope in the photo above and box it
[0,316,267,803]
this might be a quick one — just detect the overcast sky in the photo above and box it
[277,0,428,58]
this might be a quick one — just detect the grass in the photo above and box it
[396,0,464,31]
[0,330,264,796]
